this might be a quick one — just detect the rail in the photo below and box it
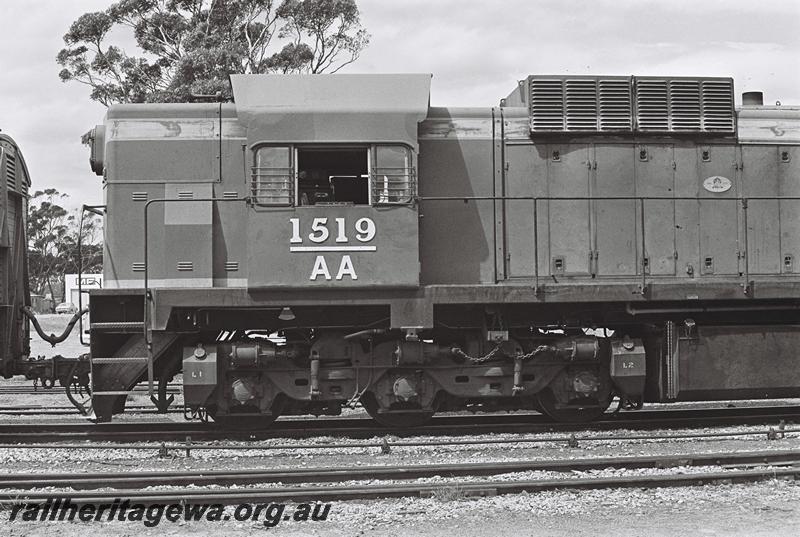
[1,406,797,443]
[2,449,798,491]
[2,466,797,505]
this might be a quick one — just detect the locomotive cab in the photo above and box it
[233,74,430,289]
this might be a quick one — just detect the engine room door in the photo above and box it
[504,143,549,279]
[779,146,800,276]
[741,145,780,275]
[634,144,677,276]
[697,145,740,276]
[593,144,637,276]
[546,144,592,277]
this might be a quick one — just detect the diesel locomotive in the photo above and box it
[6,73,800,426]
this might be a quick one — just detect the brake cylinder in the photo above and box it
[228,342,307,368]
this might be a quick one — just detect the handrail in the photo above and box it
[419,195,800,201]
[77,204,105,347]
[419,194,790,296]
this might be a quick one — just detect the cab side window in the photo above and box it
[251,144,416,207]
[297,148,368,206]
[372,145,414,204]
[252,146,293,206]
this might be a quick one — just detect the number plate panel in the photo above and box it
[247,205,419,288]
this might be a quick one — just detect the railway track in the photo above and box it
[0,405,797,444]
[1,449,798,505]
[0,405,183,416]
[0,385,181,396]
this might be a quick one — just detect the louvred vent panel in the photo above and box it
[599,79,633,130]
[530,79,565,131]
[635,79,669,131]
[636,76,734,133]
[669,80,702,131]
[701,79,735,132]
[529,75,734,134]
[564,79,598,130]
[530,76,632,132]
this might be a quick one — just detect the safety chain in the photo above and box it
[451,343,556,364]
[516,344,556,361]
[451,344,503,364]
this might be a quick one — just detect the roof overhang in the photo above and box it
[230,74,432,150]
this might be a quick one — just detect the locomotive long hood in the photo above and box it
[230,74,432,149]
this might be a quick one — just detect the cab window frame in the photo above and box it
[251,143,416,207]
[251,144,294,206]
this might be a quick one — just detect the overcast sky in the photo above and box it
[1,0,798,209]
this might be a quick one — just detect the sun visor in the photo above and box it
[231,74,432,150]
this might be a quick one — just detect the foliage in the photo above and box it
[27,189,103,307]
[58,0,370,105]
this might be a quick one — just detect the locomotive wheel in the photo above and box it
[535,366,613,423]
[208,397,285,430]
[536,387,611,423]
[360,392,435,428]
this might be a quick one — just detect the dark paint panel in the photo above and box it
[103,183,165,285]
[677,325,800,393]
[504,143,549,278]
[212,185,248,284]
[419,138,494,284]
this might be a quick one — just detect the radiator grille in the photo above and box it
[222,191,239,199]
[634,79,669,131]
[635,77,734,133]
[177,190,194,200]
[564,79,598,131]
[669,80,702,131]
[701,79,735,131]
[530,79,565,131]
[131,192,148,202]
[224,261,239,271]
[529,75,734,134]
[598,79,633,130]
[176,261,194,271]
[531,76,633,132]
[131,262,146,272]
